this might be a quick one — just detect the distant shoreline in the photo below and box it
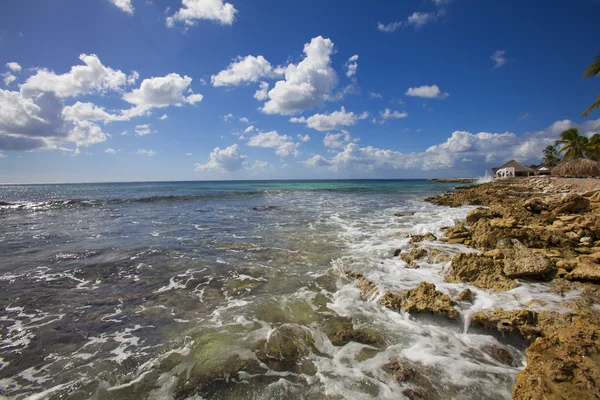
[427,178,477,183]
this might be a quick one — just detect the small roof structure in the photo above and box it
[495,160,535,174]
[552,159,600,177]
[538,167,550,171]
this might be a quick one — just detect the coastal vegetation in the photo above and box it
[582,54,600,117]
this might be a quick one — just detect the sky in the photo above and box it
[0,0,599,183]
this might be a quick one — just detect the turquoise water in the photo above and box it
[0,180,525,399]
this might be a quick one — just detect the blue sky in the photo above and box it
[0,0,599,183]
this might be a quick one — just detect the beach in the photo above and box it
[0,179,598,399]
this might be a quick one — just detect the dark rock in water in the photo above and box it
[321,316,383,346]
[393,211,416,217]
[485,345,516,367]
[383,359,417,383]
[251,205,279,211]
[402,388,426,400]
[264,323,316,363]
[455,288,474,303]
[383,359,439,399]
[400,248,428,267]
[393,248,402,257]
[409,233,437,245]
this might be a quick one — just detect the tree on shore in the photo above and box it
[588,133,600,161]
[582,54,600,117]
[542,145,560,166]
[554,128,589,160]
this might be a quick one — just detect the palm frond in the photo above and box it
[582,94,600,117]
[583,55,600,79]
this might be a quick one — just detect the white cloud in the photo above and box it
[108,0,134,14]
[0,152,5,158]
[254,81,269,100]
[304,154,332,167]
[135,124,152,136]
[159,114,168,120]
[379,108,408,122]
[22,54,135,98]
[378,11,438,32]
[186,152,192,156]
[104,148,116,154]
[244,125,255,133]
[346,55,358,78]
[518,112,529,121]
[369,91,383,99]
[261,36,338,115]
[195,144,246,172]
[62,102,122,122]
[121,130,128,135]
[247,130,300,157]
[323,130,358,148]
[123,73,202,113]
[491,50,507,68]
[239,117,249,124]
[167,0,237,27]
[6,62,22,73]
[297,134,310,142]
[136,149,156,156]
[66,120,109,149]
[2,73,16,86]
[289,107,367,132]
[222,113,234,121]
[212,56,280,87]
[405,84,449,99]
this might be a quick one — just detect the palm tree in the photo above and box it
[587,133,600,161]
[542,145,560,166]
[555,128,589,160]
[582,54,600,117]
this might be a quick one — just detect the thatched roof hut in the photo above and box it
[552,158,600,177]
[492,159,534,177]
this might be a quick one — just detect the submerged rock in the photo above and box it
[400,248,428,267]
[485,345,516,367]
[445,253,518,291]
[455,288,474,303]
[321,316,383,346]
[380,282,458,320]
[502,240,555,278]
[264,323,316,363]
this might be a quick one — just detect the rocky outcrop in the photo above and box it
[470,308,540,341]
[264,324,316,363]
[409,233,437,245]
[380,282,458,320]
[445,253,518,291]
[321,316,382,346]
[568,254,600,281]
[501,239,555,278]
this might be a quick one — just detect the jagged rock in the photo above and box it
[446,253,518,291]
[383,359,418,383]
[425,248,452,264]
[447,238,466,244]
[502,240,555,278]
[567,255,600,281]
[556,259,577,271]
[522,198,548,214]
[346,272,379,299]
[409,233,437,245]
[485,345,516,367]
[484,249,504,260]
[466,208,502,224]
[470,308,540,341]
[380,282,458,320]
[489,217,518,228]
[393,248,402,257]
[400,248,428,267]
[513,313,600,400]
[264,324,316,363]
[455,288,474,302]
[321,316,382,346]
[549,193,590,214]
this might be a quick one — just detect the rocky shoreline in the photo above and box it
[347,177,600,399]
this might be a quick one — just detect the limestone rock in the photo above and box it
[549,193,590,214]
[400,248,428,267]
[522,198,548,214]
[470,308,540,341]
[264,324,316,363]
[409,232,437,245]
[455,288,474,303]
[502,240,555,278]
[446,253,518,291]
[380,282,458,320]
[567,255,600,281]
[485,345,516,367]
[321,316,382,346]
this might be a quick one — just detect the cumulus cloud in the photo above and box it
[159,114,168,120]
[378,11,438,32]
[247,130,300,157]
[123,73,202,113]
[6,62,21,73]
[254,81,269,100]
[135,124,152,136]
[108,0,134,14]
[136,148,156,156]
[2,73,16,86]
[62,102,123,122]
[346,55,358,78]
[104,148,116,153]
[21,54,136,98]
[323,130,358,148]
[167,0,237,27]
[369,91,383,99]
[261,36,338,115]
[212,56,281,87]
[297,134,310,142]
[405,84,449,99]
[379,108,408,122]
[304,154,332,167]
[195,144,246,172]
[289,107,367,132]
[491,50,508,68]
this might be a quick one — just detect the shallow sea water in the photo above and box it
[0,180,577,399]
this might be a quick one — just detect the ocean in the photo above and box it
[0,180,571,399]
